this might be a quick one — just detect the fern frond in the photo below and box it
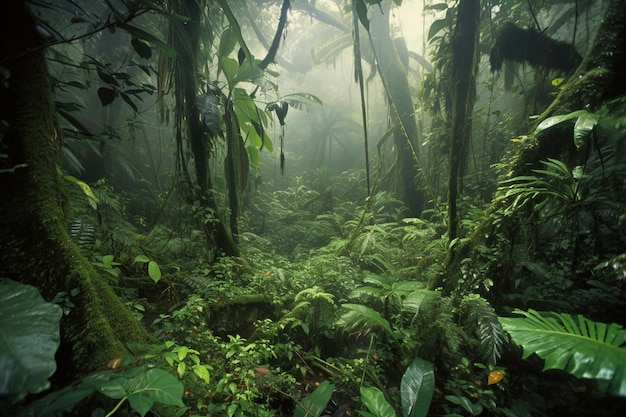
[337,303,394,338]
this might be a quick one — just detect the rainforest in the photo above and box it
[1,0,625,416]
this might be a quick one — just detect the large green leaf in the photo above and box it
[401,358,435,417]
[0,278,62,401]
[359,386,396,417]
[17,366,186,417]
[123,368,186,417]
[573,111,599,149]
[534,110,585,133]
[500,309,626,397]
[293,380,334,417]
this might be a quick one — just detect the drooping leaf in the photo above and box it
[148,261,161,283]
[218,26,238,59]
[534,110,585,134]
[338,303,394,337]
[131,37,152,59]
[293,380,335,417]
[118,22,176,58]
[359,386,396,417]
[355,0,370,31]
[0,279,62,402]
[427,17,449,42]
[401,358,435,417]
[97,68,118,86]
[216,0,254,64]
[573,111,599,149]
[500,309,626,397]
[97,87,116,106]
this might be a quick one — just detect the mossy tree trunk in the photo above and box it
[370,3,425,217]
[446,0,480,248]
[0,0,152,378]
[171,0,240,258]
[440,0,626,295]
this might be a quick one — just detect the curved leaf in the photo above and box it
[124,368,186,417]
[360,386,396,417]
[339,303,393,337]
[401,358,434,417]
[573,111,599,149]
[500,309,626,397]
[294,380,334,417]
[148,260,161,283]
[534,110,585,134]
[0,279,62,401]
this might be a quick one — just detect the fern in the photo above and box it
[337,303,395,339]
[466,302,505,366]
[68,216,95,252]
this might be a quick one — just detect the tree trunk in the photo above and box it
[172,0,240,257]
[369,3,425,217]
[0,0,152,379]
[447,0,480,248]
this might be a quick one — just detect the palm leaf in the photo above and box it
[500,309,626,397]
[338,304,394,338]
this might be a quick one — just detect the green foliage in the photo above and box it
[17,366,186,417]
[293,380,334,417]
[357,358,435,417]
[500,309,626,397]
[0,279,62,404]
[401,358,435,417]
[359,386,397,417]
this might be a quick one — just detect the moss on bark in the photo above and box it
[0,0,152,379]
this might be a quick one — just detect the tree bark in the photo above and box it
[446,0,480,250]
[172,0,240,257]
[369,3,425,217]
[0,0,152,379]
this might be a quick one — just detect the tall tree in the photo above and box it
[369,2,425,217]
[446,0,480,248]
[0,0,152,376]
[170,0,240,257]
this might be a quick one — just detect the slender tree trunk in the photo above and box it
[447,0,480,247]
[0,0,152,378]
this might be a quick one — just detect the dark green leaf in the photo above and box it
[401,358,435,417]
[97,87,116,106]
[120,92,138,113]
[294,380,334,417]
[131,38,152,59]
[97,68,118,86]
[0,279,62,401]
[118,23,176,58]
[355,0,370,31]
[427,18,449,42]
